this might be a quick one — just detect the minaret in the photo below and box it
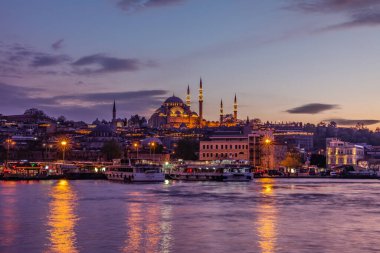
[186,84,191,108]
[220,99,223,125]
[233,93,238,121]
[112,100,116,121]
[199,78,203,126]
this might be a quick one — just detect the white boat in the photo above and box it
[221,164,253,182]
[167,164,223,181]
[105,162,165,183]
[167,160,253,182]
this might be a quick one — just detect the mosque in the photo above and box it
[148,78,240,129]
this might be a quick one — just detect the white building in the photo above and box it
[326,138,365,168]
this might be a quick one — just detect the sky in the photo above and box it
[1,0,380,127]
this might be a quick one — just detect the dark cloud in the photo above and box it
[0,82,168,122]
[286,103,339,114]
[31,54,71,67]
[117,0,184,12]
[289,0,379,13]
[325,118,380,126]
[51,39,64,50]
[72,54,142,74]
[55,89,168,102]
[0,42,154,76]
[288,0,380,30]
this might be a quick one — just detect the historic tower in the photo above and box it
[186,84,191,108]
[112,100,116,121]
[220,99,224,125]
[233,94,238,121]
[199,78,203,125]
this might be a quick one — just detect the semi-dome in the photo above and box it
[164,95,184,105]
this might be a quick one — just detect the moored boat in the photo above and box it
[220,164,253,182]
[105,160,165,183]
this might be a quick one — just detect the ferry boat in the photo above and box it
[167,160,253,182]
[167,164,223,181]
[220,164,253,182]
[105,160,165,183]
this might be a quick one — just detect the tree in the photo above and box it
[281,152,303,168]
[310,154,326,168]
[101,140,122,161]
[173,138,199,160]
[24,108,47,119]
[57,115,66,124]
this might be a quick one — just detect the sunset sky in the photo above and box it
[1,0,380,127]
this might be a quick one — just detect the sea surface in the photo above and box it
[1,178,380,253]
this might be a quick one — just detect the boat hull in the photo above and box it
[106,172,165,183]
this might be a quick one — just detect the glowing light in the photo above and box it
[48,180,78,253]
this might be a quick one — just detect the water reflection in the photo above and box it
[124,193,172,253]
[124,201,143,252]
[0,181,18,247]
[160,205,172,253]
[257,178,278,253]
[47,180,78,253]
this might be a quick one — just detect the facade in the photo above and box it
[248,131,287,170]
[199,135,249,161]
[273,130,314,151]
[326,138,365,168]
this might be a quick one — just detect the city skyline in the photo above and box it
[1,0,380,127]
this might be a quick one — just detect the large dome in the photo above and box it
[164,95,184,104]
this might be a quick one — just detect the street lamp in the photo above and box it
[264,138,271,169]
[133,142,139,159]
[150,142,156,160]
[61,140,67,163]
[5,139,15,167]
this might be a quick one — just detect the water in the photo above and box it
[1,179,380,253]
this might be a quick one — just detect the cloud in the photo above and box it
[288,0,380,30]
[286,103,339,114]
[72,54,143,74]
[51,39,64,50]
[288,0,379,13]
[31,54,71,67]
[0,42,154,77]
[325,118,380,126]
[0,82,168,121]
[116,0,185,12]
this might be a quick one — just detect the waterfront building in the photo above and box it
[326,138,365,168]
[199,131,249,161]
[248,131,287,170]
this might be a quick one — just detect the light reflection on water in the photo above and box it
[46,180,78,253]
[257,178,277,253]
[1,179,380,253]
[0,181,18,247]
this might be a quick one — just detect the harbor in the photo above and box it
[1,159,380,181]
[1,178,380,253]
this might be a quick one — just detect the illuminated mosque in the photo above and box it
[148,78,240,129]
